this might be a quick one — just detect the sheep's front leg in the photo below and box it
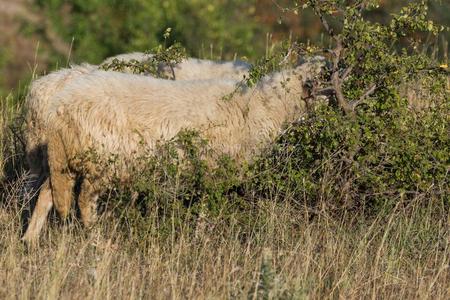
[78,179,99,228]
[21,178,53,243]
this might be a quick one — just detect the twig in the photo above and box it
[330,39,353,114]
[316,86,335,96]
[341,65,354,81]
[168,63,176,80]
[341,46,372,82]
[279,42,297,66]
[312,5,337,40]
[349,84,377,110]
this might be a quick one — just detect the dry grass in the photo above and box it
[0,176,449,299]
[0,93,24,182]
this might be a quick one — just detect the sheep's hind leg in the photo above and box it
[47,136,76,221]
[21,178,53,243]
[48,162,76,221]
[78,179,99,228]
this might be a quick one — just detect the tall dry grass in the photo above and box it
[0,177,449,299]
[0,94,23,181]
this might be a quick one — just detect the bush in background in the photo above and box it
[250,0,449,212]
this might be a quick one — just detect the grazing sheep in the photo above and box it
[21,59,324,243]
[102,51,251,80]
[26,54,250,177]
[23,55,250,199]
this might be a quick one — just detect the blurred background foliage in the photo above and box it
[0,0,448,95]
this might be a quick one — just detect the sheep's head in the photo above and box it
[296,55,327,80]
[295,56,329,108]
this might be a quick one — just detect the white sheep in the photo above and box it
[23,55,251,200]
[21,59,324,243]
[26,54,250,172]
[22,55,251,242]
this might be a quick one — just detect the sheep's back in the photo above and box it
[49,71,242,159]
[172,59,250,81]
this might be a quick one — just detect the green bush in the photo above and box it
[250,97,448,210]
[249,0,449,211]
[103,130,245,228]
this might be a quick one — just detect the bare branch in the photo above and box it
[349,83,377,110]
[279,43,297,66]
[312,5,337,40]
[316,86,335,96]
[356,1,367,14]
[328,37,353,114]
[341,43,373,82]
[331,71,352,114]
[341,65,354,81]
[270,0,287,12]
